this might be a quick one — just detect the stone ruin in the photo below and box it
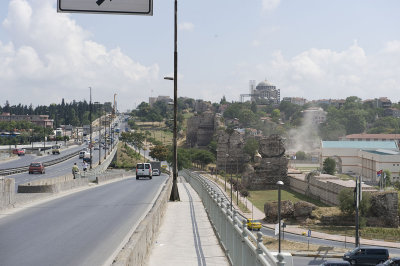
[242,134,288,190]
[368,191,399,228]
[216,130,247,174]
[186,110,215,147]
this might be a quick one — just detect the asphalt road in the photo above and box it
[0,173,169,266]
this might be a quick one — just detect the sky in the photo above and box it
[0,0,399,111]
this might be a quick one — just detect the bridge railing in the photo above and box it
[180,169,288,266]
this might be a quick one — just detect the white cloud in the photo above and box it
[178,22,194,31]
[252,40,261,47]
[0,0,159,109]
[262,0,281,11]
[256,42,400,101]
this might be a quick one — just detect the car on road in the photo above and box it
[246,219,262,230]
[52,145,60,155]
[136,163,152,180]
[376,257,400,266]
[79,150,86,159]
[343,247,389,265]
[152,169,160,176]
[28,162,45,174]
[12,148,25,156]
[319,260,350,266]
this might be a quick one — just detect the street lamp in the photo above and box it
[225,154,229,191]
[277,180,284,253]
[89,86,93,170]
[163,0,180,202]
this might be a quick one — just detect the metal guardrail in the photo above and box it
[180,169,288,266]
[0,150,80,176]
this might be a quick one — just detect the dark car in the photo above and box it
[343,247,389,265]
[377,257,400,266]
[319,261,350,266]
[28,162,45,174]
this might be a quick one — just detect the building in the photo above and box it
[340,133,400,146]
[302,107,327,124]
[148,96,172,107]
[321,140,399,182]
[383,108,400,118]
[0,113,53,128]
[240,80,280,104]
[282,97,307,106]
[364,97,392,109]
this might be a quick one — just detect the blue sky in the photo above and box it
[0,0,399,111]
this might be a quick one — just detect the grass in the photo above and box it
[112,142,145,169]
[248,188,328,211]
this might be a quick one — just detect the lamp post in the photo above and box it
[89,87,93,169]
[230,158,233,211]
[225,153,229,191]
[95,102,101,165]
[236,157,239,206]
[163,0,180,202]
[277,180,284,254]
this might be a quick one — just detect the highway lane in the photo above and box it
[10,143,106,187]
[0,173,169,266]
[0,144,84,169]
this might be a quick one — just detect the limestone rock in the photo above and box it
[294,201,317,217]
[264,200,294,222]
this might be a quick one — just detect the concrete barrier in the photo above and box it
[112,177,172,266]
[0,177,15,209]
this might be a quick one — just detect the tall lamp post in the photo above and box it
[277,180,284,254]
[163,0,180,202]
[225,154,229,191]
[89,87,93,169]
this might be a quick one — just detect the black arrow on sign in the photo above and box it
[96,0,112,6]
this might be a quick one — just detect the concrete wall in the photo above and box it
[288,173,376,206]
[112,177,172,266]
[0,177,15,209]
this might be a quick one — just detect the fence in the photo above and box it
[180,169,288,266]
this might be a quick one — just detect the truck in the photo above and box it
[150,161,161,176]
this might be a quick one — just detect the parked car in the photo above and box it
[28,162,45,174]
[246,219,262,231]
[319,261,350,266]
[152,169,160,176]
[377,257,400,266]
[12,148,25,156]
[343,247,389,265]
[136,163,152,180]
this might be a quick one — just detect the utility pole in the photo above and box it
[98,106,102,165]
[169,0,180,201]
[89,87,93,169]
[355,176,362,247]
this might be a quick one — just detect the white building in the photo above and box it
[321,141,400,182]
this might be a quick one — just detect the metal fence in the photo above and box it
[180,169,288,266]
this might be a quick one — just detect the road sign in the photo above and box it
[58,0,153,15]
[307,229,311,237]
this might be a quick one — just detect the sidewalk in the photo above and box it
[147,178,229,266]
[201,173,400,251]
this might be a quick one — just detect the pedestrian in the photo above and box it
[72,163,79,179]
[83,161,88,172]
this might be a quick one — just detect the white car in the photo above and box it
[153,169,160,176]
[136,163,152,180]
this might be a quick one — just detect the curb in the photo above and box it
[291,253,343,258]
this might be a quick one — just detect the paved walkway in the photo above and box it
[147,179,229,266]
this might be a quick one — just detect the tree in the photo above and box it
[149,144,169,161]
[192,149,215,169]
[323,157,336,175]
[238,109,257,127]
[338,188,371,216]
[295,151,306,160]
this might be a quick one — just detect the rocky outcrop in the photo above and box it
[369,191,399,228]
[216,130,247,174]
[264,200,294,222]
[242,134,288,189]
[186,110,215,147]
[294,201,317,218]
